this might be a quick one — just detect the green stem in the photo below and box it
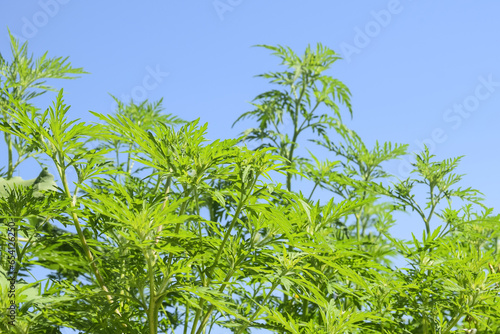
[443,311,463,334]
[355,213,361,242]
[115,142,120,172]
[155,176,171,245]
[0,221,4,271]
[156,184,195,303]
[190,300,206,334]
[6,132,13,179]
[235,278,282,334]
[286,74,308,192]
[194,174,256,334]
[56,161,120,316]
[211,199,245,269]
[147,250,158,334]
[209,173,256,276]
[126,143,132,173]
[307,182,318,202]
[13,218,43,279]
[424,186,435,235]
[302,296,309,322]
[183,303,191,334]
[191,201,247,334]
[195,268,236,334]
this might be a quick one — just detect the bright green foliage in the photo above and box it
[234,44,352,191]
[0,31,86,180]
[105,95,185,174]
[0,34,499,334]
[0,168,56,198]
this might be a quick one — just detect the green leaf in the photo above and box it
[0,168,56,198]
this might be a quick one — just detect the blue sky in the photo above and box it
[1,0,499,331]
[2,0,499,247]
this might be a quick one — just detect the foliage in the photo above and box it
[0,34,498,334]
[233,44,352,191]
[0,30,86,180]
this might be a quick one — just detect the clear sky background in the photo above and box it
[1,1,499,332]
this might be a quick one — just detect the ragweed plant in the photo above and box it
[0,35,498,334]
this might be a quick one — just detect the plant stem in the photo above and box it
[56,162,120,316]
[195,268,236,334]
[286,74,307,192]
[194,174,258,334]
[147,250,158,334]
[355,212,361,242]
[5,132,13,179]
[443,311,463,334]
[235,278,281,334]
[211,199,245,269]
[183,303,191,334]
[307,182,318,202]
[126,143,132,173]
[155,176,171,245]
